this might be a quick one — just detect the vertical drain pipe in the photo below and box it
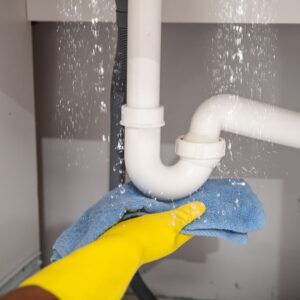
[110,1,157,299]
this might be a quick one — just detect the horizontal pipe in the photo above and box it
[189,94,300,149]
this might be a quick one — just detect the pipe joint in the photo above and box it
[121,105,165,128]
[175,135,226,160]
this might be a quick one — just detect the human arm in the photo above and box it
[2,201,205,300]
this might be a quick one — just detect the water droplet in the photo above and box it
[171,212,177,219]
[100,101,107,113]
[120,186,125,194]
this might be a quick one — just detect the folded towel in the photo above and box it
[51,179,266,262]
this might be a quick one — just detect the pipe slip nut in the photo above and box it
[121,105,165,128]
[175,135,226,160]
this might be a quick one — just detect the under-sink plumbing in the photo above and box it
[121,0,300,200]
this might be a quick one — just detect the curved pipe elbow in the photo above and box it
[189,94,249,137]
[124,128,218,200]
[189,95,226,138]
[189,94,300,149]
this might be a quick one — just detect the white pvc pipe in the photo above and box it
[189,94,300,149]
[125,127,219,199]
[127,0,162,108]
[124,0,300,200]
[126,0,222,199]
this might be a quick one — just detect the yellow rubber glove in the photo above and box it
[20,201,206,300]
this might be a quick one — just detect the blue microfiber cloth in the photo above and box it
[51,179,266,262]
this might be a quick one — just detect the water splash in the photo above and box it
[118,183,126,194]
[54,13,117,168]
[56,0,116,23]
[210,0,279,178]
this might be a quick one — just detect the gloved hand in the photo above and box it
[20,201,206,300]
